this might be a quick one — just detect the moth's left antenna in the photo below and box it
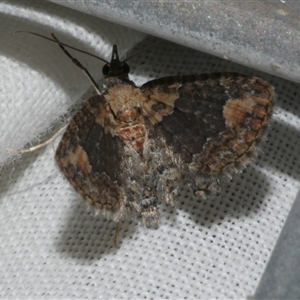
[15,30,103,94]
[15,30,109,64]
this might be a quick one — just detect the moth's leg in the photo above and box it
[188,177,220,199]
[140,185,159,228]
[157,166,183,206]
[140,198,159,228]
[113,222,120,248]
[6,124,67,154]
[51,34,101,95]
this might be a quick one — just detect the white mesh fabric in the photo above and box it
[1,1,300,299]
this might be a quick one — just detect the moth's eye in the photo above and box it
[102,64,110,75]
[123,63,130,74]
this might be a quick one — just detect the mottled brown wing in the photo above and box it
[141,73,274,181]
[55,95,144,222]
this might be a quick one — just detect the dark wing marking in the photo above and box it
[141,73,274,180]
[55,95,144,222]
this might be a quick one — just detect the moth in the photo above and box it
[15,32,274,238]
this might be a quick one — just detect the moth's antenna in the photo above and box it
[123,42,157,63]
[15,30,110,64]
[51,33,101,94]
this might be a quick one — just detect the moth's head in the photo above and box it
[102,45,130,77]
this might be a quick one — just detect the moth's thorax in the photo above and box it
[104,79,147,152]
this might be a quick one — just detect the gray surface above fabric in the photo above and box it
[50,0,300,84]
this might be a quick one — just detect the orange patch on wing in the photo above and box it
[142,86,179,124]
[68,145,92,173]
[223,97,256,128]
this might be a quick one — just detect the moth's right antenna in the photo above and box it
[51,33,101,94]
[15,30,109,64]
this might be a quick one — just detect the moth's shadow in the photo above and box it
[259,118,300,182]
[177,164,269,227]
[176,115,300,226]
[55,199,137,260]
